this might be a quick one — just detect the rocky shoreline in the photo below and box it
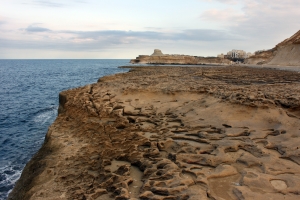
[9,66,300,200]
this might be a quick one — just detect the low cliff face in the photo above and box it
[244,49,276,65]
[130,55,231,65]
[268,43,300,66]
[9,66,300,200]
[245,30,300,66]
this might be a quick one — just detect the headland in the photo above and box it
[130,49,231,65]
[9,65,300,200]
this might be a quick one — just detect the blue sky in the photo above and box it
[0,0,299,58]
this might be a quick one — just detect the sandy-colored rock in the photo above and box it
[131,49,231,65]
[9,66,300,200]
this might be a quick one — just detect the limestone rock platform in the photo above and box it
[9,66,300,200]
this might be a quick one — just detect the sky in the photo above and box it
[0,0,299,59]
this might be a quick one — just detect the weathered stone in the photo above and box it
[9,65,300,200]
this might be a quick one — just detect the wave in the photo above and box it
[33,106,58,125]
[0,164,22,199]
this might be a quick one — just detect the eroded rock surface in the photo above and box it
[9,66,300,200]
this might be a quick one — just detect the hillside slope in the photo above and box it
[246,30,300,66]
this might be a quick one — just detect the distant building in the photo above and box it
[226,49,253,59]
[217,53,225,58]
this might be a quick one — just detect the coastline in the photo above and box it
[9,65,300,199]
[121,63,300,72]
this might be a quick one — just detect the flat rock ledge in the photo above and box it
[9,66,300,200]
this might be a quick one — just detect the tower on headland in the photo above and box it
[151,49,164,56]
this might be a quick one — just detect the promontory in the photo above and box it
[130,49,231,65]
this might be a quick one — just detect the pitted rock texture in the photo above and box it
[9,66,300,200]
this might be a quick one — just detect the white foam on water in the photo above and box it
[0,165,22,183]
[1,106,57,198]
[33,106,58,125]
[0,164,23,199]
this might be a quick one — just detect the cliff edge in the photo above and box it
[245,30,300,66]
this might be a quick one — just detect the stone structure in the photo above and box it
[151,49,164,56]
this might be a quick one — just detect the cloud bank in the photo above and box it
[0,0,299,58]
[0,24,238,51]
[201,0,300,41]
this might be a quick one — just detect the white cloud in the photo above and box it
[22,0,88,8]
[203,0,239,4]
[200,0,300,50]
[1,26,237,51]
[22,0,65,7]
[1,0,299,58]
[0,22,245,58]
[200,8,245,25]
[0,16,7,25]
[238,0,300,38]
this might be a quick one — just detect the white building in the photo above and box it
[227,49,253,59]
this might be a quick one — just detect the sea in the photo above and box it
[0,59,130,199]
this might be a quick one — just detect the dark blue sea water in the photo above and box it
[0,59,130,199]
